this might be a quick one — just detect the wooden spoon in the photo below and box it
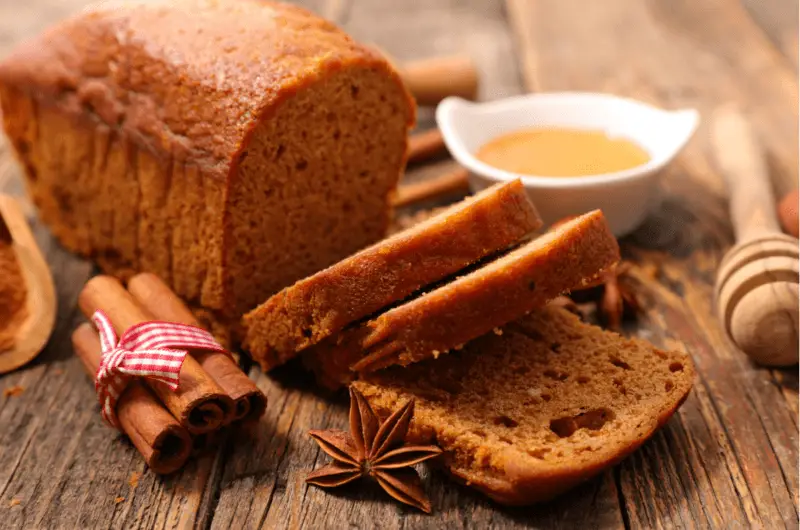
[0,194,56,373]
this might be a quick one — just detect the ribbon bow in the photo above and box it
[92,310,226,429]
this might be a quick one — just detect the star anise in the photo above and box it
[306,387,442,513]
[574,261,641,330]
[550,216,642,330]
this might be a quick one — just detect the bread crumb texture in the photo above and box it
[354,305,694,505]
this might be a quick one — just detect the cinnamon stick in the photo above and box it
[407,129,446,164]
[128,273,267,424]
[72,323,192,474]
[78,275,235,434]
[393,167,471,208]
[399,55,479,106]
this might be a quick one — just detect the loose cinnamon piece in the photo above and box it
[72,323,192,474]
[392,167,470,208]
[128,273,266,423]
[407,129,446,164]
[78,275,234,434]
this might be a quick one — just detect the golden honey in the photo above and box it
[476,128,650,177]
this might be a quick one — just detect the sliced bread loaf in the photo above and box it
[305,210,619,386]
[353,305,694,505]
[244,179,542,370]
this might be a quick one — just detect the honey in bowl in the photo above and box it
[476,127,650,177]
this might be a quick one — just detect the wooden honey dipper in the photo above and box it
[711,107,799,366]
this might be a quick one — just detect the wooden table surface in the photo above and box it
[0,0,798,528]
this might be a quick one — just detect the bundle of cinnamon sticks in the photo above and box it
[72,273,267,474]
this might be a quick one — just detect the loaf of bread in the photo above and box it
[244,179,542,370]
[354,305,694,505]
[0,0,415,325]
[305,210,619,387]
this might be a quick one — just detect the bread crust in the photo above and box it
[0,0,414,322]
[310,210,619,386]
[245,179,542,370]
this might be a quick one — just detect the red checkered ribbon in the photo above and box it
[92,310,227,429]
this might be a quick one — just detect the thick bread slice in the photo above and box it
[244,179,542,370]
[353,305,694,505]
[305,210,619,385]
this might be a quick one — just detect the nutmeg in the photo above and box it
[778,189,799,238]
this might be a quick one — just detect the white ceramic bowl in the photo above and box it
[435,92,700,236]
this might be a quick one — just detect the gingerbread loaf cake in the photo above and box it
[244,179,542,370]
[0,0,415,326]
[305,210,619,388]
[354,304,694,505]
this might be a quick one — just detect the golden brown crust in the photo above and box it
[0,0,410,179]
[0,0,415,325]
[244,180,542,370]
[354,305,695,505]
[314,210,619,382]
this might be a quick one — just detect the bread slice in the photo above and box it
[244,179,542,370]
[304,210,619,386]
[353,305,694,505]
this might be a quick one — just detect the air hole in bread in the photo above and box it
[549,408,615,438]
[655,350,667,360]
[550,342,561,353]
[274,144,285,160]
[499,436,513,444]
[301,328,312,338]
[610,356,631,370]
[613,378,627,395]
[528,281,536,290]
[541,393,552,402]
[333,130,341,140]
[669,362,684,372]
[577,376,590,384]
[493,415,519,428]
[544,369,568,381]
[350,85,359,98]
[665,380,674,391]
[471,429,487,438]
[296,159,308,170]
[527,448,550,460]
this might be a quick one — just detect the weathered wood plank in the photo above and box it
[738,0,799,68]
[507,0,798,528]
[0,0,796,528]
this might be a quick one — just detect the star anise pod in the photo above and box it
[549,216,642,330]
[575,261,641,330]
[306,387,443,513]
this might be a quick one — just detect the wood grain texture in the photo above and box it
[0,0,797,528]
[507,1,799,527]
